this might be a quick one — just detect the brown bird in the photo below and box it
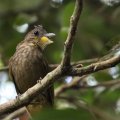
[9,25,55,115]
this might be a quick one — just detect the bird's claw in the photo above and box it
[16,93,21,100]
[37,79,42,84]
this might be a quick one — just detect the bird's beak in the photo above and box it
[41,33,55,44]
[45,33,55,44]
[47,38,54,44]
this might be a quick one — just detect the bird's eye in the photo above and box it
[34,31,39,36]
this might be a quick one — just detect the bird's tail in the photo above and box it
[27,85,54,115]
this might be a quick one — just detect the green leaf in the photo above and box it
[33,108,93,120]
[94,71,113,82]
[60,2,74,27]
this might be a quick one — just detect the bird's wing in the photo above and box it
[9,59,21,94]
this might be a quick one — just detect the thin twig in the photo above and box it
[72,58,99,65]
[70,55,120,76]
[0,66,9,72]
[58,96,116,120]
[61,0,83,67]
[55,77,120,97]
[3,107,27,120]
[50,58,98,70]
[83,79,120,89]
[55,76,87,97]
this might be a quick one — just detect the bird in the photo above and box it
[9,25,55,115]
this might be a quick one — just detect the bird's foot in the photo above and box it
[16,93,21,101]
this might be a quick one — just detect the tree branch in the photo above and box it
[0,66,9,72]
[55,76,120,97]
[55,76,87,97]
[70,55,120,76]
[61,0,83,67]
[3,107,27,120]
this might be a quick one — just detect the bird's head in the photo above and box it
[25,25,55,49]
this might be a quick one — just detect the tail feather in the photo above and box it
[27,85,54,115]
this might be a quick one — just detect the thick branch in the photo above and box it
[61,0,83,67]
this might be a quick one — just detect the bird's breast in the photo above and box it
[10,44,49,93]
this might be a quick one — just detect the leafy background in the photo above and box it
[0,0,120,119]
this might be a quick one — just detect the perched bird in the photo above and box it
[9,25,55,115]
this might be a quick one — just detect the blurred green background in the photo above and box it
[0,0,120,120]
